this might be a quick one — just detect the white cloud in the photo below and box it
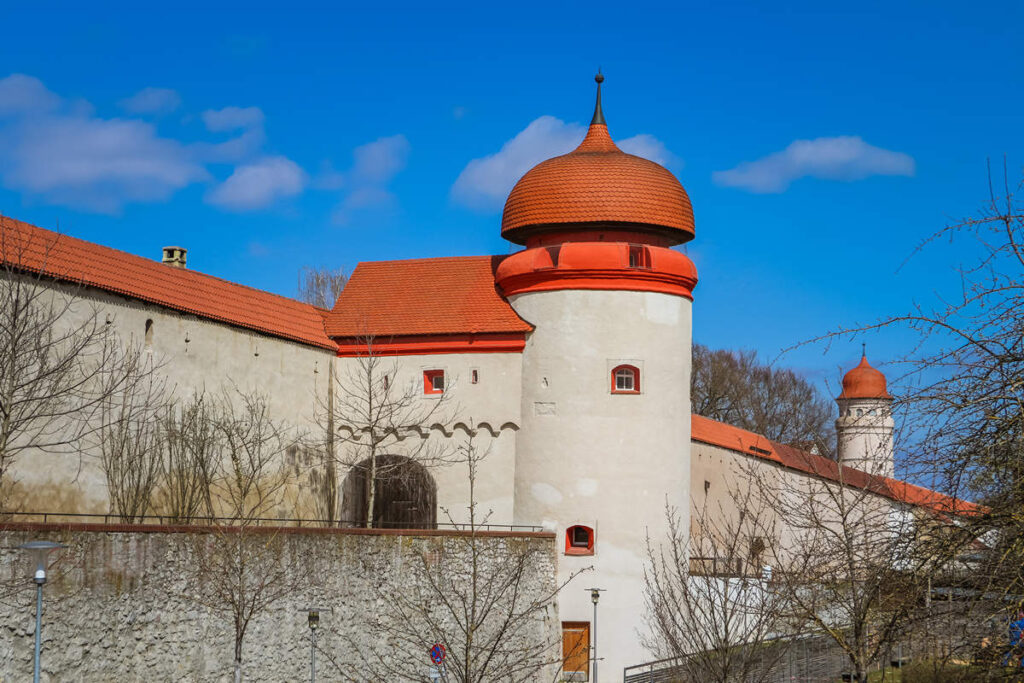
[713,136,915,193]
[451,116,679,210]
[119,87,181,115]
[0,75,207,213]
[202,106,264,132]
[618,133,679,168]
[206,156,306,211]
[325,134,410,224]
[350,134,410,184]
[0,74,60,117]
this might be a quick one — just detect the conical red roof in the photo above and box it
[839,355,892,399]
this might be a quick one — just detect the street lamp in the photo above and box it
[586,588,604,683]
[18,540,65,683]
[300,606,329,682]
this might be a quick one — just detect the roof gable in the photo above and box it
[0,216,335,350]
[324,255,533,339]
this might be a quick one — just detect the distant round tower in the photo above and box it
[835,353,895,477]
[496,74,698,676]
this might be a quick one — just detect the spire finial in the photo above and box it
[861,342,867,358]
[591,70,606,126]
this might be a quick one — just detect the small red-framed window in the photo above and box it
[565,525,594,555]
[611,365,640,394]
[423,370,445,395]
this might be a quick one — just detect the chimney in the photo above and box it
[162,246,187,269]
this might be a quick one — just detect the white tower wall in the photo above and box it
[510,288,692,678]
[835,398,895,478]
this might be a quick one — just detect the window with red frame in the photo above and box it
[611,365,640,393]
[423,369,445,394]
[565,525,594,555]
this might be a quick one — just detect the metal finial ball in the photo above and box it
[595,72,604,84]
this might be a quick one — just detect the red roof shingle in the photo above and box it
[501,123,695,245]
[691,414,981,516]
[324,255,533,339]
[0,216,335,350]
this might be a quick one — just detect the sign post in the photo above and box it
[429,643,447,682]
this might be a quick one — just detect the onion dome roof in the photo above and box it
[839,354,892,400]
[501,74,695,246]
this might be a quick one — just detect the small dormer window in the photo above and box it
[611,365,640,394]
[628,245,651,269]
[423,370,445,395]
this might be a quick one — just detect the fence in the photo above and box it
[0,510,544,532]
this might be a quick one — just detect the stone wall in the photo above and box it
[0,523,559,682]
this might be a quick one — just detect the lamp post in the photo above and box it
[300,606,328,682]
[18,540,65,683]
[586,588,604,683]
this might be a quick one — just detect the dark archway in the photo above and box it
[341,455,437,529]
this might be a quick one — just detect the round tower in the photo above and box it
[498,74,698,676]
[835,353,895,477]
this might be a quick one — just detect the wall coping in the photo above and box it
[0,521,556,540]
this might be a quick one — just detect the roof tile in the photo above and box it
[324,255,533,338]
[691,414,981,516]
[0,216,335,350]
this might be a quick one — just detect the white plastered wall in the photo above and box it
[332,351,522,525]
[5,276,335,514]
[508,288,692,677]
[835,398,895,478]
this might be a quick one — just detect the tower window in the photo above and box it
[144,319,154,350]
[565,525,594,555]
[611,365,640,394]
[423,370,445,395]
[471,369,479,384]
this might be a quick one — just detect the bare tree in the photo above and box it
[0,219,153,503]
[753,456,936,682]
[332,427,586,682]
[155,391,219,523]
[800,165,1024,675]
[186,386,299,683]
[692,344,834,456]
[94,359,170,523]
[325,337,455,528]
[297,265,347,309]
[644,476,795,683]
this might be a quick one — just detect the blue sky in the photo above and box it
[1,1,1021,396]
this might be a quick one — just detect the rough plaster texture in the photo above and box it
[5,277,334,516]
[509,288,693,677]
[0,524,558,682]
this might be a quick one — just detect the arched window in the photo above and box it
[144,319,154,350]
[611,365,640,394]
[340,455,437,529]
[565,525,594,555]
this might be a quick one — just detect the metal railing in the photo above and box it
[623,633,904,683]
[0,511,544,533]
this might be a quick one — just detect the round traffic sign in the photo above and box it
[430,643,446,664]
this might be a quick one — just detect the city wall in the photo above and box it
[0,523,558,682]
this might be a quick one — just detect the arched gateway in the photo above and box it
[340,455,437,529]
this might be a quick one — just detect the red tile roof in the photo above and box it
[324,255,533,339]
[0,215,335,350]
[501,123,695,245]
[691,414,981,516]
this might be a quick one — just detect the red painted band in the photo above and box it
[335,333,527,357]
